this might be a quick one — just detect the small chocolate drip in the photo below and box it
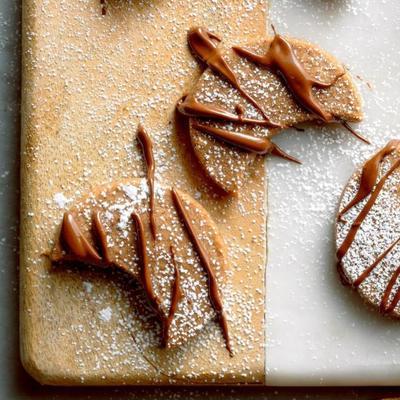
[92,211,112,264]
[339,140,400,219]
[137,125,157,239]
[192,122,301,164]
[235,104,245,121]
[177,95,279,127]
[382,270,400,314]
[337,158,400,262]
[187,27,280,126]
[233,32,344,122]
[55,212,102,264]
[171,188,232,355]
[132,212,166,336]
[100,0,106,15]
[341,121,370,144]
[162,246,183,347]
[354,238,400,288]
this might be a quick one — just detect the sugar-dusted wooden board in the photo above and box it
[20,0,267,385]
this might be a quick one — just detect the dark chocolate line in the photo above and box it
[171,188,232,355]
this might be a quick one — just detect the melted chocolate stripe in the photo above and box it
[92,211,112,264]
[385,276,400,314]
[58,212,102,263]
[192,122,301,164]
[171,188,232,355]
[188,27,279,125]
[341,121,370,145]
[354,237,400,288]
[162,246,183,347]
[339,140,400,218]
[132,212,166,336]
[337,158,400,262]
[177,95,278,127]
[233,34,344,122]
[137,125,157,239]
[381,264,400,314]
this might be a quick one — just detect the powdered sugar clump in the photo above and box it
[99,307,113,322]
[53,192,71,208]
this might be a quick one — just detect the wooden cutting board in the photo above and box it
[20,0,267,385]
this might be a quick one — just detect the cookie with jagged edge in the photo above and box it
[336,141,400,317]
[50,178,228,349]
[184,35,363,194]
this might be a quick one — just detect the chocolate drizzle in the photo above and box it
[187,27,280,127]
[132,212,166,334]
[92,211,112,264]
[171,188,232,355]
[55,212,102,264]
[100,0,106,15]
[341,121,370,145]
[381,265,400,314]
[192,122,301,164]
[353,238,400,288]
[337,158,400,262]
[339,140,400,219]
[177,95,278,127]
[233,28,344,123]
[137,125,157,239]
[162,246,183,347]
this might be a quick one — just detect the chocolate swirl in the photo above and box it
[187,27,281,127]
[171,188,232,355]
[137,125,157,239]
[233,28,344,123]
[192,122,300,163]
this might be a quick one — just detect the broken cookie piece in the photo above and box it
[179,28,363,193]
[50,179,229,349]
[336,140,400,317]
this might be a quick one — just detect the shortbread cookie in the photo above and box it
[180,31,363,193]
[50,179,228,349]
[336,140,400,317]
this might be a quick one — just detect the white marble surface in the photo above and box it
[266,0,400,387]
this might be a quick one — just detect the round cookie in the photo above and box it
[183,35,363,194]
[336,140,400,317]
[50,178,228,348]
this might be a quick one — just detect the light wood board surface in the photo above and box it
[20,0,267,385]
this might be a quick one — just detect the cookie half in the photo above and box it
[50,179,228,348]
[183,35,363,193]
[336,141,400,317]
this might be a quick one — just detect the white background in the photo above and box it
[267,0,400,386]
